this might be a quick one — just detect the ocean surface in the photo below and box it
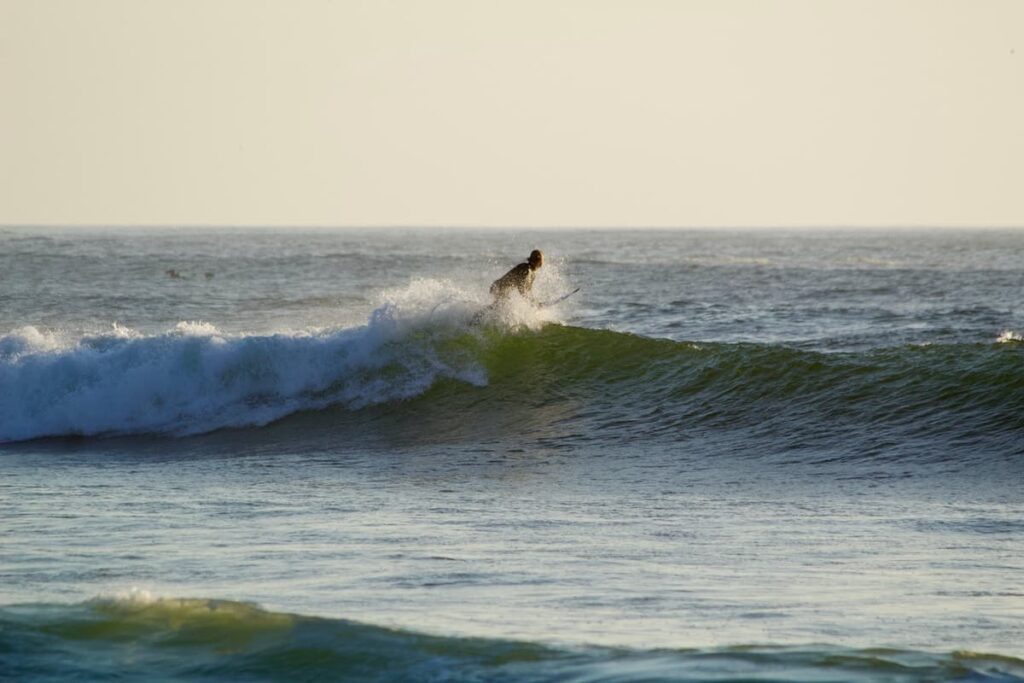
[1,227,1022,682]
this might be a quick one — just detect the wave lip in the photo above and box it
[1,597,1022,683]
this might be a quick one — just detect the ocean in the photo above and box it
[1,227,1022,682]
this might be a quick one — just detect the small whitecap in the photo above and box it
[996,329,1022,343]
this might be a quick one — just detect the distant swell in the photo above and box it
[2,313,1023,451]
[1,597,1021,683]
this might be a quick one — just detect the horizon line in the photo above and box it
[3,223,1024,231]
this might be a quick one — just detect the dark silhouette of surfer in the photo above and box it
[490,249,543,302]
[472,249,577,323]
[468,249,544,324]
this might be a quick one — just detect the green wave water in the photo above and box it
[334,323,1024,459]
[2,598,1022,683]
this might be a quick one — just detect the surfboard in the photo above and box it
[539,287,580,308]
[469,288,580,325]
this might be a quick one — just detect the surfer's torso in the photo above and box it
[490,262,535,298]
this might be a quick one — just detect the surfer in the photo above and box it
[490,249,543,302]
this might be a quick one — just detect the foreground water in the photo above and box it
[1,228,1022,681]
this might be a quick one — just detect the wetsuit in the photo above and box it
[490,262,535,299]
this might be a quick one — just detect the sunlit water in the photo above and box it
[1,228,1022,681]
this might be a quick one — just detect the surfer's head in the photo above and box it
[528,249,543,270]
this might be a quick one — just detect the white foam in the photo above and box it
[172,320,223,337]
[103,587,159,605]
[0,325,69,360]
[996,329,1022,343]
[0,279,568,442]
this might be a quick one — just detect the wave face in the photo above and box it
[2,302,1023,452]
[476,325,1024,456]
[2,597,1021,683]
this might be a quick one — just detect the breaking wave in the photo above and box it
[0,280,560,442]
[2,279,1022,452]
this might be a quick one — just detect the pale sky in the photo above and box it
[1,0,1022,227]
